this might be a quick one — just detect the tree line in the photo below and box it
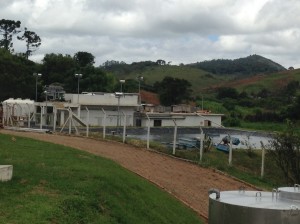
[0,48,193,106]
[214,80,300,126]
[0,50,115,101]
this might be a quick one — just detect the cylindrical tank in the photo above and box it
[2,98,35,117]
[209,185,300,224]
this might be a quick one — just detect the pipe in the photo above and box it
[209,188,220,199]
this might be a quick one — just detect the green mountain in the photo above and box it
[0,51,289,102]
[186,55,286,76]
[102,55,286,96]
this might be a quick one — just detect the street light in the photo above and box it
[115,92,123,133]
[44,90,48,130]
[120,79,125,92]
[33,73,42,102]
[75,74,82,104]
[137,76,143,105]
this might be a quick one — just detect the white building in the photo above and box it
[135,111,223,127]
[1,94,223,129]
[64,92,139,127]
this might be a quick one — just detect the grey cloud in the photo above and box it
[1,0,300,68]
[255,0,300,31]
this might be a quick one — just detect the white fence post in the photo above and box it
[229,136,233,166]
[146,113,150,149]
[173,119,177,155]
[102,108,106,139]
[261,146,265,178]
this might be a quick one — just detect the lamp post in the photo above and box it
[75,73,82,104]
[115,92,123,133]
[116,80,125,133]
[44,90,48,130]
[120,79,125,92]
[33,73,42,102]
[137,76,143,105]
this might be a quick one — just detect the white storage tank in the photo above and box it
[2,98,35,118]
[208,185,300,224]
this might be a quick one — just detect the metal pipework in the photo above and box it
[209,188,220,199]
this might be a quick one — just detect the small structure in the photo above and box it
[44,84,65,101]
[0,165,13,182]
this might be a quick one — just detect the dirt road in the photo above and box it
[0,129,258,220]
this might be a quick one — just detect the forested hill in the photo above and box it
[186,54,286,76]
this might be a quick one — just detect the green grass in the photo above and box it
[239,121,286,132]
[200,149,283,189]
[0,134,203,224]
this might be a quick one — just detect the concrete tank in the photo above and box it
[208,185,300,224]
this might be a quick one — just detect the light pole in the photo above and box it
[115,92,123,133]
[75,73,82,104]
[137,76,143,105]
[116,80,125,133]
[44,90,48,129]
[33,73,42,102]
[120,79,125,92]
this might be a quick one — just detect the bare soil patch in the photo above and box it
[1,129,258,221]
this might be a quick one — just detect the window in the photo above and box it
[136,119,141,127]
[154,119,162,127]
[204,120,211,127]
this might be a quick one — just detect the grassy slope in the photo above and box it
[0,134,203,224]
[125,66,300,97]
[222,69,300,94]
[125,65,232,96]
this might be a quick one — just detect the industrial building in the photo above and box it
[1,92,223,130]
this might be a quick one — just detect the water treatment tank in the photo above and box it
[2,98,34,117]
[208,185,300,224]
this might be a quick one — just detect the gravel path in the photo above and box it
[1,129,258,221]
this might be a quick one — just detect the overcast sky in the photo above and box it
[1,0,300,68]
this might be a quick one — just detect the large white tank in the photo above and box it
[2,98,35,117]
[209,185,300,224]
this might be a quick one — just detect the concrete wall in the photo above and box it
[139,113,222,127]
[65,93,139,106]
[80,108,135,126]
